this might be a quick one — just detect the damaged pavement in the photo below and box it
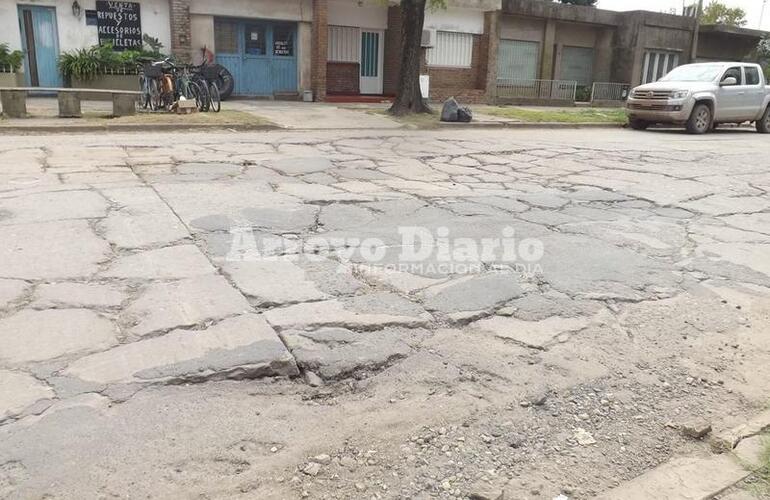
[1,128,770,499]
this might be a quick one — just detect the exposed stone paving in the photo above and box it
[1,128,770,499]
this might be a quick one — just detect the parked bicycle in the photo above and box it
[137,55,227,113]
[191,64,222,113]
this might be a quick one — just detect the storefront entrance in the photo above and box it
[214,18,298,96]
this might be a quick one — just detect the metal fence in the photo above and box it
[496,78,577,101]
[590,82,631,102]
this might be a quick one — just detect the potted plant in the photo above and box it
[0,43,24,87]
[59,36,165,94]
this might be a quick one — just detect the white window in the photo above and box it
[427,31,473,68]
[328,25,359,63]
[642,51,680,84]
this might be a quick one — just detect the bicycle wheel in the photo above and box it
[208,82,221,112]
[139,75,150,109]
[149,78,162,111]
[197,79,210,112]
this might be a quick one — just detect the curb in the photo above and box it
[438,121,624,130]
[593,410,770,500]
[0,120,625,134]
[0,122,283,134]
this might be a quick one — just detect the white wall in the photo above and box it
[0,0,171,53]
[328,0,387,30]
[190,0,313,22]
[424,7,485,35]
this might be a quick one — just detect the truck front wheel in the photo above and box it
[756,106,770,134]
[629,119,649,130]
[686,103,712,134]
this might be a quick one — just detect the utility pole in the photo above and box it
[760,0,768,30]
[690,0,704,62]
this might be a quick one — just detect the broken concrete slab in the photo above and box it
[594,454,749,500]
[419,274,523,315]
[153,181,317,233]
[470,314,599,349]
[0,370,55,422]
[100,212,190,249]
[537,232,679,300]
[354,265,446,294]
[712,408,770,452]
[32,283,127,309]
[0,190,108,225]
[0,220,110,280]
[280,327,423,379]
[221,260,327,306]
[0,279,28,310]
[64,314,298,385]
[733,434,767,469]
[264,157,332,175]
[102,245,215,280]
[264,292,433,331]
[121,275,252,337]
[0,309,117,365]
[502,292,603,321]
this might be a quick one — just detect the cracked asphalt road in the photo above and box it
[1,127,770,499]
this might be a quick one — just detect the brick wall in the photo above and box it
[423,35,483,90]
[385,6,497,103]
[311,0,328,101]
[422,35,489,103]
[327,62,360,94]
[168,0,192,62]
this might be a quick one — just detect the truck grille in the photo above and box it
[632,90,673,99]
[628,103,680,111]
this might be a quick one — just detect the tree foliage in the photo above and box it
[700,0,747,26]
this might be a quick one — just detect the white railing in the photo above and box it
[496,79,577,101]
[0,65,15,74]
[591,82,631,102]
[98,66,139,76]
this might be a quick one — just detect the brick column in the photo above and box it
[311,0,328,101]
[482,11,499,104]
[169,0,192,62]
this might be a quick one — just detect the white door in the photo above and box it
[360,30,383,94]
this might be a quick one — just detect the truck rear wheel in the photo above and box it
[629,119,649,130]
[756,106,770,134]
[686,103,712,134]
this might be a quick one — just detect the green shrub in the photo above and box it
[59,40,165,81]
[0,43,24,72]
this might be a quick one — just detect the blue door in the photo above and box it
[214,19,297,96]
[18,5,61,88]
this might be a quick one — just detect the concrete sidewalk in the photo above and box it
[0,97,625,133]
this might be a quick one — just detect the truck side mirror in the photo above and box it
[720,76,738,86]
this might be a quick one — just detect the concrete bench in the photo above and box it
[0,87,142,119]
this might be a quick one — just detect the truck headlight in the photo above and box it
[671,90,689,99]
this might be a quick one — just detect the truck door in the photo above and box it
[742,66,765,121]
[715,66,744,122]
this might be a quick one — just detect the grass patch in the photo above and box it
[479,106,627,123]
[81,109,274,127]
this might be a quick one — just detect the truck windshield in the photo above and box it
[659,64,723,82]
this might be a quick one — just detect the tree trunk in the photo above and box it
[389,0,432,115]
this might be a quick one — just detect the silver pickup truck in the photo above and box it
[626,62,770,134]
